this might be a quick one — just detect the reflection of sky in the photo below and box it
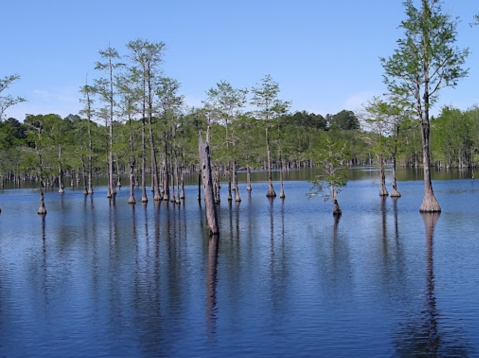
[0,174,478,356]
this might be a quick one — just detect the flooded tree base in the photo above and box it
[390,189,401,197]
[266,186,277,198]
[419,194,442,213]
[333,199,342,215]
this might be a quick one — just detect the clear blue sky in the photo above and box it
[2,0,478,120]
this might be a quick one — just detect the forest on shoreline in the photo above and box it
[1,1,478,215]
[0,97,477,187]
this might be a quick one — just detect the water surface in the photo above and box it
[0,168,478,357]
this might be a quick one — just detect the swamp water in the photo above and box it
[0,167,478,357]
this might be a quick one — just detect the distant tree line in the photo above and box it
[0,0,476,215]
[0,104,478,188]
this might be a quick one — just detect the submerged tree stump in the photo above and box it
[199,134,219,235]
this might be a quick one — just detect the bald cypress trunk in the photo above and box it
[38,152,47,215]
[420,119,441,212]
[199,134,219,235]
[332,186,341,216]
[233,159,241,202]
[58,145,64,194]
[162,141,169,201]
[379,156,388,197]
[265,127,276,198]
[391,124,401,197]
[141,117,148,203]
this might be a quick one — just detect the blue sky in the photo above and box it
[2,0,478,121]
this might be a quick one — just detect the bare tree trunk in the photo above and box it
[38,152,47,215]
[331,186,341,216]
[233,159,241,202]
[379,156,389,196]
[148,123,161,201]
[279,148,285,199]
[390,125,401,197]
[199,134,219,235]
[170,167,175,203]
[214,168,220,204]
[162,141,169,201]
[391,155,401,197]
[246,165,252,191]
[333,199,341,216]
[227,163,233,201]
[265,127,276,197]
[128,161,136,204]
[420,120,441,212]
[116,158,121,188]
[107,53,117,199]
[141,118,148,203]
[175,156,180,204]
[81,150,88,195]
[198,170,202,201]
[180,168,185,200]
[58,145,64,194]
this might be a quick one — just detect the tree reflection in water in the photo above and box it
[205,234,219,342]
[394,213,473,357]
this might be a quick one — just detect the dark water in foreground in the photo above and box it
[1,168,479,357]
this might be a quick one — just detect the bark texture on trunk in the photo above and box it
[180,170,185,200]
[379,162,389,197]
[227,167,233,201]
[199,134,219,235]
[265,127,276,198]
[391,151,401,197]
[198,171,202,201]
[246,165,252,191]
[128,162,136,204]
[332,199,342,216]
[420,121,441,212]
[162,142,169,201]
[38,180,47,215]
[58,146,64,194]
[279,155,285,199]
[233,160,241,202]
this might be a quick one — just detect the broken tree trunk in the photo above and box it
[199,134,219,235]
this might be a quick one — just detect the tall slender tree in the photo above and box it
[79,78,96,195]
[126,39,166,202]
[205,80,247,202]
[251,74,284,198]
[362,97,391,197]
[94,45,124,198]
[116,69,142,204]
[271,100,291,199]
[381,0,469,212]
[156,77,184,204]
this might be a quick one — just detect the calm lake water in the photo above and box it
[1,167,479,357]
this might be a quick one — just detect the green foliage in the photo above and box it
[431,106,478,167]
[380,0,468,116]
[282,111,327,130]
[328,110,360,130]
[1,33,477,190]
[308,136,348,202]
[250,74,281,121]
[0,74,26,120]
[0,118,27,149]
